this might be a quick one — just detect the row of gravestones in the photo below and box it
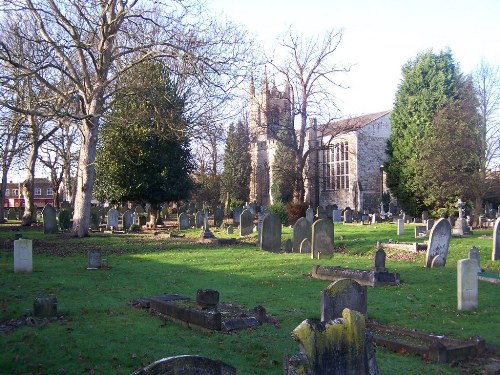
[178,209,225,230]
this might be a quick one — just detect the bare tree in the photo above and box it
[265,27,351,203]
[0,0,254,236]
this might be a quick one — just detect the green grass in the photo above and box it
[0,222,498,374]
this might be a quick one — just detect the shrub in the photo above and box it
[286,201,309,224]
[269,201,288,225]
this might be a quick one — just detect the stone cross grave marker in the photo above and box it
[178,212,190,230]
[493,217,500,261]
[257,209,270,245]
[107,208,119,229]
[457,258,478,310]
[305,207,314,223]
[316,206,327,220]
[42,204,58,234]
[311,219,334,259]
[425,218,452,268]
[260,212,281,252]
[320,279,367,321]
[292,217,311,252]
[14,238,33,273]
[239,209,253,236]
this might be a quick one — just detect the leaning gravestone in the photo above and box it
[311,219,334,259]
[493,217,500,261]
[131,355,236,375]
[178,212,190,230]
[260,212,281,252]
[213,207,224,227]
[107,208,119,229]
[42,204,58,234]
[305,207,314,223]
[14,238,33,273]
[122,210,133,231]
[292,217,311,252]
[239,209,254,236]
[457,258,478,311]
[320,279,368,321]
[425,218,452,268]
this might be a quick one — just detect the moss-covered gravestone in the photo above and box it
[321,279,367,321]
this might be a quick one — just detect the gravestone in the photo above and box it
[247,202,256,216]
[195,211,204,228]
[311,219,334,259]
[425,218,452,268]
[305,207,314,223]
[493,218,500,261]
[396,219,404,235]
[260,212,281,252]
[107,208,119,229]
[226,225,233,235]
[344,209,353,224]
[284,239,292,253]
[87,249,102,269]
[321,279,368,321]
[131,355,236,375]
[468,246,481,273]
[453,199,470,235]
[239,209,253,236]
[14,239,33,273]
[257,210,270,244]
[426,219,435,231]
[316,206,327,220]
[178,212,190,230]
[373,248,387,272]
[300,238,311,254]
[213,207,224,227]
[457,259,478,310]
[415,225,426,238]
[122,210,133,231]
[233,207,242,225]
[7,208,17,220]
[33,297,58,318]
[42,204,58,234]
[292,217,311,252]
[332,209,342,223]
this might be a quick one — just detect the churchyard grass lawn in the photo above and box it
[0,222,498,374]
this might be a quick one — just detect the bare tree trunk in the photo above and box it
[21,143,38,226]
[71,118,98,237]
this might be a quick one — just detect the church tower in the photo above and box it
[249,70,292,206]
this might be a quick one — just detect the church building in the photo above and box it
[248,76,390,212]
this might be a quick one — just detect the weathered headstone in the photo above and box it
[195,211,204,228]
[321,279,367,321]
[42,204,58,234]
[426,219,435,231]
[178,212,190,230]
[284,239,292,253]
[122,210,133,231]
[7,208,17,221]
[131,355,236,375]
[373,248,387,272]
[213,207,224,227]
[396,219,404,235]
[87,249,102,269]
[425,218,452,268]
[457,259,478,310]
[239,209,254,236]
[493,217,500,261]
[233,207,242,225]
[332,209,342,223]
[300,238,311,254]
[257,209,270,244]
[468,246,481,273]
[106,208,119,229]
[33,297,58,317]
[305,207,314,223]
[292,217,312,252]
[311,219,334,259]
[260,212,281,252]
[226,225,234,235]
[415,225,426,238]
[344,209,353,224]
[14,239,33,273]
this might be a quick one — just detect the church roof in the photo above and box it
[320,111,390,137]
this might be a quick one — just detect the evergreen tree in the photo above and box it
[221,121,251,203]
[386,50,462,215]
[94,59,194,226]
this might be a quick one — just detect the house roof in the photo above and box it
[318,111,390,138]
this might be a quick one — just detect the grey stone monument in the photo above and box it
[373,248,387,272]
[425,218,452,268]
[195,211,204,228]
[107,208,119,229]
[14,238,33,273]
[396,219,404,235]
[284,239,292,253]
[131,355,236,375]
[122,210,133,231]
[321,279,367,321]
[260,212,281,252]
[344,209,353,224]
[300,238,311,254]
[233,207,242,225]
[457,258,478,310]
[311,219,334,259]
[178,212,190,230]
[292,217,312,252]
[42,204,58,234]
[415,225,426,238]
[305,207,314,223]
[213,207,224,227]
[87,249,102,269]
[426,219,435,231]
[239,209,253,236]
[332,209,342,223]
[226,225,234,235]
[468,246,481,273]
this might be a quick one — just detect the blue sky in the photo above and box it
[208,0,500,116]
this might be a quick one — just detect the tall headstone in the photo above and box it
[311,219,334,259]
[493,217,500,261]
[247,202,256,217]
[239,209,253,236]
[332,209,342,223]
[122,210,133,231]
[213,207,224,227]
[195,211,204,228]
[42,204,58,234]
[178,212,190,230]
[453,198,470,235]
[396,219,404,235]
[107,208,119,229]
[305,207,314,223]
[457,259,478,310]
[321,279,367,321]
[233,207,242,225]
[14,239,33,273]
[425,218,452,268]
[292,217,311,252]
[260,212,281,252]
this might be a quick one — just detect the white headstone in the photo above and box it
[457,258,478,310]
[14,239,33,273]
[396,219,404,235]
